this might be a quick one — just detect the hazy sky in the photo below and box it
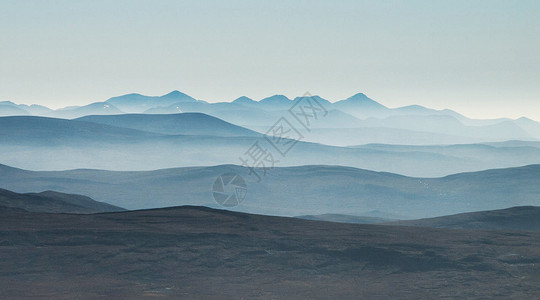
[1,0,539,120]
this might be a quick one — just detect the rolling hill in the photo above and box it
[0,163,539,218]
[0,115,160,145]
[296,214,394,224]
[77,113,261,136]
[387,206,540,230]
[2,115,540,176]
[0,188,124,213]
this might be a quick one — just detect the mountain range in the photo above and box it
[0,100,52,116]
[2,91,539,146]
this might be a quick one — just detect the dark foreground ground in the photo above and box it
[1,206,540,299]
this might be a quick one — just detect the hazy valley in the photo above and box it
[1,90,539,299]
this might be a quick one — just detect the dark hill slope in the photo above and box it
[388,206,540,230]
[0,188,124,213]
[1,206,540,298]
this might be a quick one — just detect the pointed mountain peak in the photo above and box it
[259,95,291,103]
[349,93,369,99]
[335,92,387,109]
[0,100,17,106]
[233,96,255,103]
[162,90,186,98]
[516,116,536,123]
[160,90,196,102]
[346,93,376,102]
[293,94,331,104]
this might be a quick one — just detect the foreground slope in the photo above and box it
[388,206,540,230]
[1,206,539,299]
[296,214,394,224]
[0,188,124,213]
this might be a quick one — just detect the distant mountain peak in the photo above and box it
[346,93,378,103]
[233,96,255,103]
[350,92,369,99]
[0,100,17,106]
[162,90,187,98]
[333,92,387,109]
[259,95,291,103]
[160,91,197,103]
[293,94,331,105]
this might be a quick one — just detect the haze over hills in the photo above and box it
[106,90,200,113]
[0,115,161,145]
[277,117,532,146]
[135,92,539,143]
[0,188,124,214]
[2,114,540,175]
[0,101,52,116]
[0,94,538,298]
[45,102,124,119]
[1,163,538,218]
[3,1,539,298]
[0,102,30,116]
[77,113,261,137]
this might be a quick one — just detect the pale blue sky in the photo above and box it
[1,0,539,120]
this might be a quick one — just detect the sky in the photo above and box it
[1,0,539,120]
